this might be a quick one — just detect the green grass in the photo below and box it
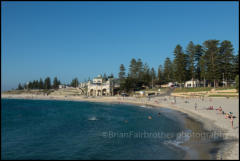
[173,86,237,93]
[173,87,212,93]
[215,92,237,94]
[142,88,167,92]
[215,86,236,90]
[208,95,238,97]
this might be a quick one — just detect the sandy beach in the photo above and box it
[1,93,239,160]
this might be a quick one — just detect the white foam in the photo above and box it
[88,116,98,121]
[140,105,152,109]
[164,129,192,148]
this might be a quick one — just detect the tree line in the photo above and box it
[16,39,238,92]
[118,39,239,92]
[16,73,116,90]
[17,77,61,90]
[17,77,82,90]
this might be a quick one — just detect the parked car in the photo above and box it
[121,93,129,97]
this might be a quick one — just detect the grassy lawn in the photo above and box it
[215,86,236,90]
[208,95,238,97]
[215,92,237,94]
[143,88,167,92]
[173,87,212,93]
[173,86,237,93]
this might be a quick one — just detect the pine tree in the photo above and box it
[142,63,151,87]
[33,80,39,89]
[203,40,220,88]
[53,77,60,89]
[235,75,239,92]
[17,83,23,90]
[173,45,188,88]
[163,57,173,83]
[129,58,137,79]
[195,44,204,81]
[123,76,136,93]
[186,41,196,83]
[233,52,239,78]
[150,67,156,88]
[28,81,33,89]
[136,58,143,79]
[119,64,126,85]
[44,77,51,89]
[217,40,234,86]
[39,78,44,89]
[71,78,79,88]
[199,54,207,87]
[157,65,164,85]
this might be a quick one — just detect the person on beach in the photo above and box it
[207,106,214,110]
[216,106,222,113]
[225,112,233,119]
[230,116,234,129]
[194,103,197,110]
[225,113,229,119]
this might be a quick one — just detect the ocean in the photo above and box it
[2,98,198,160]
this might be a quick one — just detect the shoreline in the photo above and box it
[1,94,239,160]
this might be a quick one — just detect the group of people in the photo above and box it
[207,105,235,129]
[207,106,214,110]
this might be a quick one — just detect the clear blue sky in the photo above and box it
[1,1,239,91]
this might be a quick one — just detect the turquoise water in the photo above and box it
[2,99,188,160]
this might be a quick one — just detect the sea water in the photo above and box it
[2,99,190,160]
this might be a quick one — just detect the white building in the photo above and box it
[87,75,118,96]
[59,84,66,89]
[184,79,200,88]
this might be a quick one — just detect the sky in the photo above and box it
[1,1,239,91]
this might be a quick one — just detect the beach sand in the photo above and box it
[1,93,239,160]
